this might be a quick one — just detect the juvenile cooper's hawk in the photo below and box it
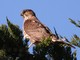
[21,9,75,48]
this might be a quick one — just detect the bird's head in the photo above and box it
[21,9,36,21]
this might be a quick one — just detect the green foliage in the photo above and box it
[0,50,6,58]
[69,18,80,28]
[69,18,80,48]
[0,18,32,60]
[72,50,77,60]
[71,34,80,47]
[7,17,23,40]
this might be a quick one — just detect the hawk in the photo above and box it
[21,9,75,48]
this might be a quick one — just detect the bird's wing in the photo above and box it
[35,19,53,35]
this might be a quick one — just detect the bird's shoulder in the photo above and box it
[32,17,53,35]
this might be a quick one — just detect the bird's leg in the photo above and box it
[28,42,33,48]
[28,40,35,48]
[23,34,30,39]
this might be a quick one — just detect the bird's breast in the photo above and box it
[24,20,42,30]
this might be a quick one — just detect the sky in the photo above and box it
[0,0,80,60]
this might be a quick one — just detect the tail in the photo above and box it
[51,36,75,48]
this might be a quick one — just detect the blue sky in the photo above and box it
[0,0,80,59]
